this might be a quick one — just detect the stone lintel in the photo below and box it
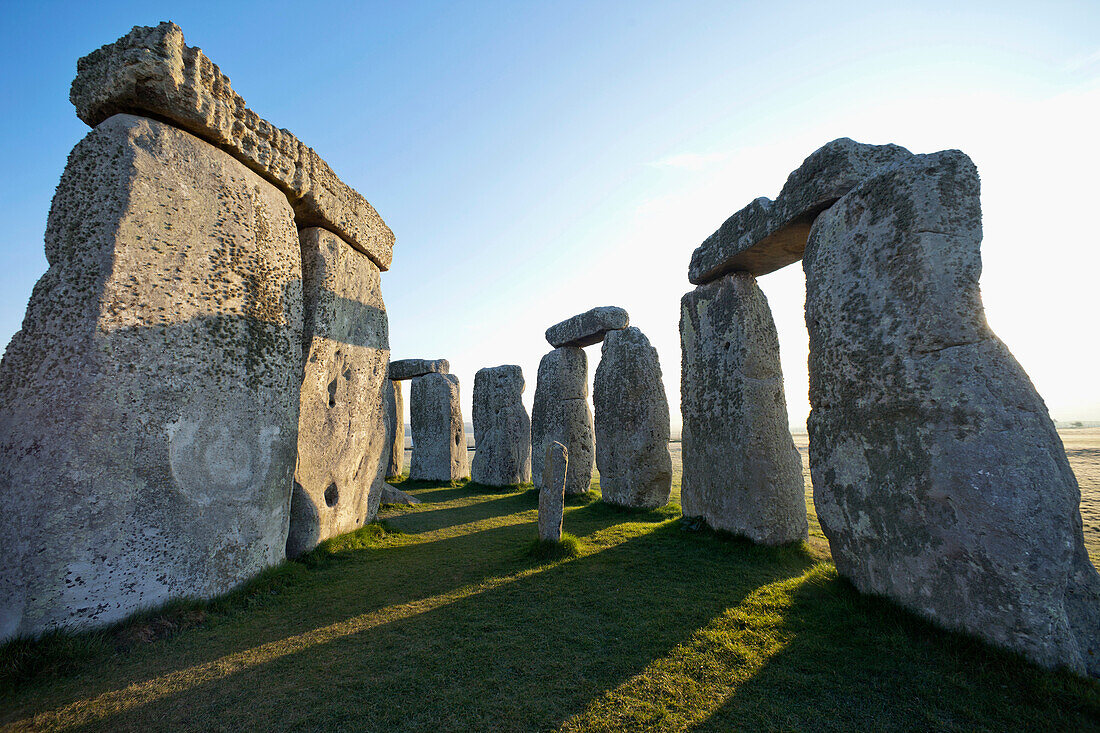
[389,358,449,380]
[545,306,629,348]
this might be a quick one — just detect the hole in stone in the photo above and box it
[724,341,731,350]
[455,433,461,447]
[328,375,338,407]
[324,483,339,507]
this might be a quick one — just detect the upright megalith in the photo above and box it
[472,365,532,486]
[383,379,405,479]
[593,327,672,508]
[409,373,469,482]
[804,149,1100,676]
[287,228,390,558]
[545,306,630,348]
[679,273,806,544]
[0,114,302,640]
[531,347,594,495]
[539,442,569,543]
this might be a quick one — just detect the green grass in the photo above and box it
[1,477,1098,732]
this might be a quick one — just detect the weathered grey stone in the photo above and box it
[389,358,449,380]
[0,114,301,641]
[804,149,1100,677]
[409,373,468,482]
[539,442,568,542]
[545,306,630,348]
[381,484,421,506]
[531,347,594,495]
[70,22,394,269]
[287,228,390,558]
[383,380,404,479]
[679,273,807,544]
[593,327,672,508]
[688,138,913,283]
[471,365,532,486]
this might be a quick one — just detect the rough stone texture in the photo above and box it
[539,442,568,542]
[688,138,913,283]
[0,114,302,641]
[471,365,532,486]
[287,228,390,558]
[383,380,404,479]
[679,273,807,544]
[70,22,394,269]
[593,327,672,508]
[804,149,1100,677]
[389,358,449,381]
[381,484,421,506]
[545,306,630,348]
[409,373,469,482]
[531,347,594,495]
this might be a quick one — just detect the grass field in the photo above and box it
[2,430,1098,731]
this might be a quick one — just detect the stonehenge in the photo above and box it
[383,379,405,479]
[545,306,629,348]
[531,347,595,495]
[472,365,532,486]
[389,358,449,380]
[539,442,569,543]
[409,373,469,482]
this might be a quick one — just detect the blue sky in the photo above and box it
[2,0,1099,428]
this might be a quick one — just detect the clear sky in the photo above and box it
[2,0,1098,431]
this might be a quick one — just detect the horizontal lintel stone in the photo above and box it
[389,358,449,380]
[545,306,629,348]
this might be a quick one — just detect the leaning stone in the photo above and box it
[383,380,404,479]
[804,149,1100,677]
[381,484,421,506]
[679,272,807,544]
[70,22,394,269]
[389,358,449,380]
[539,442,568,542]
[472,365,532,486]
[531,347,594,494]
[287,228,390,558]
[0,114,301,641]
[688,138,913,283]
[545,306,629,348]
[593,327,672,508]
[409,373,469,482]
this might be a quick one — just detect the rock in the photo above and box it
[531,347,594,495]
[287,228,390,558]
[539,442,568,542]
[70,22,394,269]
[804,149,1100,677]
[545,306,629,348]
[409,373,469,482]
[688,138,913,283]
[383,380,404,479]
[389,358,449,381]
[381,484,421,506]
[679,272,807,544]
[593,327,672,508]
[471,365,532,486]
[0,114,302,641]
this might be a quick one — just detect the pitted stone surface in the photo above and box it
[389,359,449,380]
[545,306,630,348]
[531,347,594,494]
[0,114,301,641]
[287,228,390,558]
[539,442,568,542]
[472,365,531,486]
[688,138,913,282]
[383,380,404,479]
[70,22,394,269]
[593,327,672,509]
[804,149,1100,677]
[679,273,807,544]
[409,373,468,482]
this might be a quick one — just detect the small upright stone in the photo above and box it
[472,365,532,486]
[531,347,594,495]
[409,373,469,482]
[539,442,568,542]
[593,327,672,508]
[389,358,449,380]
[545,306,629,348]
[383,380,404,479]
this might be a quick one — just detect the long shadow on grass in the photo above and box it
[33,524,818,731]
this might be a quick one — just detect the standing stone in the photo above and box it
[287,228,390,558]
[0,114,302,641]
[409,373,469,482]
[384,379,404,479]
[804,149,1100,677]
[539,442,569,542]
[593,327,672,508]
[679,273,807,544]
[472,365,532,486]
[531,347,594,495]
